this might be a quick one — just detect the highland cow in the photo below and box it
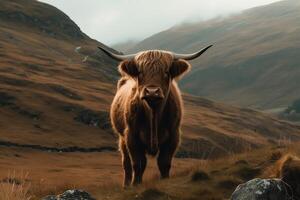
[98,45,212,186]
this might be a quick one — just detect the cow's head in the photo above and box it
[98,46,212,108]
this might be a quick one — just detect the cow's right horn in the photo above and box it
[173,45,213,61]
[98,46,136,61]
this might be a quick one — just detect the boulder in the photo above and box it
[42,189,96,200]
[231,178,292,200]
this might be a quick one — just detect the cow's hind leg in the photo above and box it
[157,130,179,179]
[126,131,147,185]
[119,138,132,187]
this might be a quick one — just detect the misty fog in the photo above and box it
[40,0,280,45]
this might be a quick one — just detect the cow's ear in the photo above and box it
[169,59,191,79]
[118,60,139,77]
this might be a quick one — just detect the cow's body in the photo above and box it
[111,77,182,154]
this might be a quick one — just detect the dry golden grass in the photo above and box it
[0,172,32,200]
[0,142,300,200]
[94,142,300,200]
[0,147,202,199]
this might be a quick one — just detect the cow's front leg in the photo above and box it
[119,137,132,187]
[157,129,180,179]
[126,129,147,185]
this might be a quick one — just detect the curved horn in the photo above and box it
[173,45,213,60]
[98,46,136,61]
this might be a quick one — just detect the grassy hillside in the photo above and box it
[128,0,300,110]
[0,0,119,149]
[1,0,299,159]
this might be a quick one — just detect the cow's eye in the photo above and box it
[164,72,169,78]
[138,72,143,80]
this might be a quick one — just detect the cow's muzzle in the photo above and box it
[141,87,164,107]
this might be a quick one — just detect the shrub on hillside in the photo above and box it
[285,98,300,114]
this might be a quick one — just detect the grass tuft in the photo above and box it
[233,165,260,180]
[234,160,248,165]
[0,172,32,200]
[190,170,210,182]
[217,177,242,190]
[269,151,283,163]
[135,188,170,200]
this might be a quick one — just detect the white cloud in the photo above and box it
[39,0,280,45]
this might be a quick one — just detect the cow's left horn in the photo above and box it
[173,45,213,61]
[98,46,136,61]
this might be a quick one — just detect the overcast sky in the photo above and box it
[40,0,280,45]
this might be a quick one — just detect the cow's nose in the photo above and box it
[145,87,160,97]
[142,87,164,101]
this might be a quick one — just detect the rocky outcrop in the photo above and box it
[42,189,96,200]
[48,84,83,100]
[0,0,87,40]
[0,92,15,106]
[0,92,42,120]
[74,109,111,130]
[231,178,292,200]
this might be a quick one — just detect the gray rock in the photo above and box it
[231,178,292,200]
[42,196,56,200]
[42,189,96,200]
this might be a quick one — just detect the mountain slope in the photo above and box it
[128,0,300,109]
[0,0,300,160]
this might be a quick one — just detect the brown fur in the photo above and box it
[110,50,190,186]
[274,155,300,199]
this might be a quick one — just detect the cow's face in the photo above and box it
[118,56,190,108]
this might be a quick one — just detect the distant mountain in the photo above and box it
[112,40,140,52]
[0,0,120,79]
[1,0,300,159]
[129,0,300,110]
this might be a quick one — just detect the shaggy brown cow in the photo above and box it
[98,46,212,186]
